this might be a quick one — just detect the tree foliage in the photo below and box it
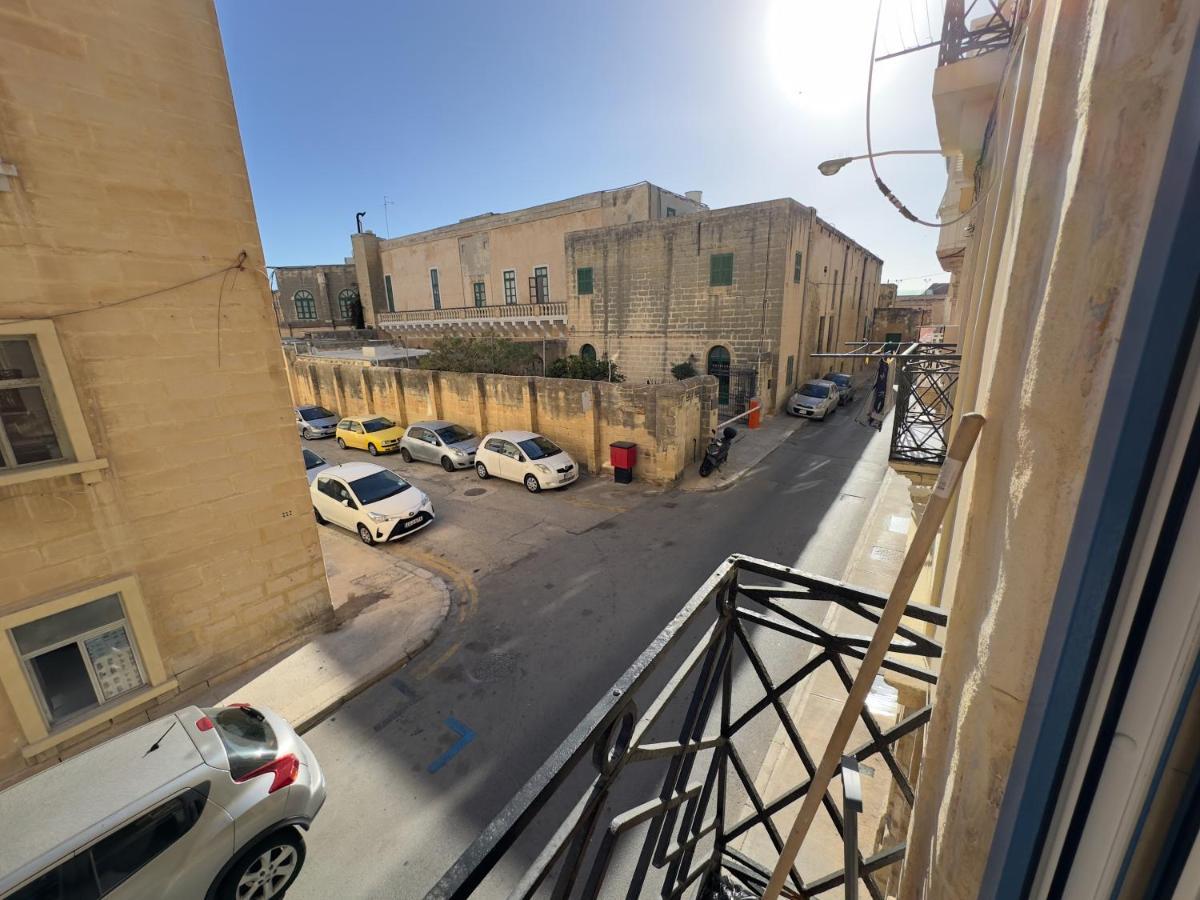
[671,360,698,380]
[547,354,625,383]
[417,337,541,375]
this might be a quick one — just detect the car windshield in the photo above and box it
[824,374,850,386]
[350,469,411,504]
[302,449,325,469]
[435,424,473,444]
[300,406,335,421]
[201,706,278,780]
[519,436,561,460]
[798,383,830,399]
[362,417,395,433]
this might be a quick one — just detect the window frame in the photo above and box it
[532,265,549,304]
[430,268,441,309]
[710,253,734,287]
[0,575,173,755]
[0,321,106,488]
[384,274,395,313]
[472,280,487,308]
[503,269,517,305]
[0,334,69,471]
[577,267,594,296]
[337,288,359,320]
[794,251,803,283]
[293,290,317,321]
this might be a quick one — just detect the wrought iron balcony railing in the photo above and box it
[427,554,947,899]
[890,347,961,467]
[938,0,1015,66]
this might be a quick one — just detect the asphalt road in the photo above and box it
[292,399,889,899]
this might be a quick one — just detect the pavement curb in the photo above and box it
[680,417,806,493]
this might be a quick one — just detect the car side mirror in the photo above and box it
[341,499,351,508]
[518,455,526,463]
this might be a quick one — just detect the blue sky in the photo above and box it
[215,0,950,291]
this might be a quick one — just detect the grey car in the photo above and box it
[294,405,339,440]
[400,420,479,471]
[0,703,325,900]
[822,372,856,405]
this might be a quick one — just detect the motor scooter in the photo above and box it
[699,426,738,477]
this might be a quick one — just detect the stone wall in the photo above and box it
[0,0,333,785]
[285,354,717,484]
[275,263,360,335]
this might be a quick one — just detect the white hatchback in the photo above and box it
[310,461,434,545]
[474,430,578,493]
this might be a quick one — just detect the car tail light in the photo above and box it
[228,702,251,709]
[236,753,300,793]
[195,716,214,731]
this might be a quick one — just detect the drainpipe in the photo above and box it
[796,207,818,379]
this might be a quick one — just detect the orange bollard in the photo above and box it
[748,397,762,429]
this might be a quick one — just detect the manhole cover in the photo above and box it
[464,488,487,496]
[469,650,517,683]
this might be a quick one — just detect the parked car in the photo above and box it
[302,448,330,484]
[400,420,479,471]
[295,405,339,440]
[474,430,578,493]
[822,372,856,405]
[0,703,325,900]
[335,415,404,456]
[311,462,434,544]
[788,379,839,420]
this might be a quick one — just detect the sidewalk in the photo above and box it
[204,528,451,733]
[679,413,804,492]
[735,463,927,886]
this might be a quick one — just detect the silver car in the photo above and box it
[399,420,479,471]
[294,405,339,440]
[0,703,325,900]
[788,379,840,420]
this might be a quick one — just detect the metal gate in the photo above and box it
[725,369,758,416]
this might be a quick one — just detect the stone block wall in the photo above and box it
[286,354,716,484]
[275,263,360,335]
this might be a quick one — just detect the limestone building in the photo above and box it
[0,0,333,784]
[274,262,363,337]
[565,199,883,412]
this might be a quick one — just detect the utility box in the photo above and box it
[609,441,638,469]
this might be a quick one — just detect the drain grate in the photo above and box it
[464,488,486,496]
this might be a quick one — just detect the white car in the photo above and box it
[474,430,578,493]
[788,379,840,420]
[310,462,434,545]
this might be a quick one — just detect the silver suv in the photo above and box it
[0,704,325,900]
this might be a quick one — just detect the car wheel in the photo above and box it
[524,474,541,493]
[357,523,375,545]
[301,427,313,440]
[400,447,413,463]
[441,456,455,472]
[336,438,346,449]
[313,506,326,525]
[368,443,379,456]
[475,462,489,479]
[215,829,305,900]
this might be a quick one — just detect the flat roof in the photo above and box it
[0,713,203,889]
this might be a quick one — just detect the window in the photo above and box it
[293,290,316,320]
[794,251,803,283]
[786,355,795,385]
[9,853,98,899]
[429,269,441,309]
[710,253,734,287]
[503,270,517,305]
[13,594,146,726]
[707,345,731,406]
[337,288,359,319]
[201,707,277,780]
[577,267,594,295]
[384,274,395,312]
[666,207,677,217]
[817,317,826,357]
[90,789,207,895]
[1,337,66,470]
[531,266,549,304]
[473,281,486,307]
[580,344,597,361]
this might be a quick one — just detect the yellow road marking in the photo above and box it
[393,546,480,623]
[414,640,463,681]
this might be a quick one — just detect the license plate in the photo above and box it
[403,517,423,530]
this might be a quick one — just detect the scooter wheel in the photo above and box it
[699,459,714,478]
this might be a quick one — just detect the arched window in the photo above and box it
[707,345,731,405]
[580,344,597,361]
[293,290,316,321]
[337,288,359,320]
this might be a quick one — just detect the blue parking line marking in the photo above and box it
[427,717,476,773]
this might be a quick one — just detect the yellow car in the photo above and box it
[335,415,405,456]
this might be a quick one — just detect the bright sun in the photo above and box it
[765,0,884,114]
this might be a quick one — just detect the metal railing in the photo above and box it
[427,554,947,899]
[938,0,1015,66]
[890,347,961,467]
[378,301,567,325]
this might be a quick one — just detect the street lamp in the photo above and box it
[817,149,943,176]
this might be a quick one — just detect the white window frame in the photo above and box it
[0,320,107,487]
[0,575,175,757]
